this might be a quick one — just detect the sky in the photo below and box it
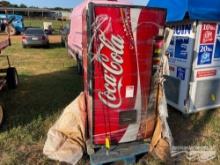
[8,0,147,8]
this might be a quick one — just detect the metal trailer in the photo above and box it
[0,35,19,126]
[165,21,220,114]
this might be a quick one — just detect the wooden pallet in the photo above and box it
[90,141,149,165]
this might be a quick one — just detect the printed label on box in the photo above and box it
[197,69,217,78]
[125,86,134,98]
[177,67,185,80]
[172,23,193,36]
[167,23,195,67]
[198,45,213,65]
[200,23,216,44]
[175,37,189,59]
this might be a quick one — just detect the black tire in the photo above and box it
[77,59,83,75]
[7,67,19,89]
[0,105,3,126]
[44,43,50,48]
[61,38,65,47]
[64,40,68,48]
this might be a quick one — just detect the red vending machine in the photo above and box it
[83,3,166,146]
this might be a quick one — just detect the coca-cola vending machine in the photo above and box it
[83,3,166,146]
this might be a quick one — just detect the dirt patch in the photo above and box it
[48,35,61,43]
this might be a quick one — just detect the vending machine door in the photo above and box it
[86,3,166,145]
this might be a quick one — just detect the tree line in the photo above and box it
[0,1,70,10]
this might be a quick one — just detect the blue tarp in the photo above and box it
[147,0,220,22]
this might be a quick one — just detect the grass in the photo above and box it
[167,107,220,164]
[0,35,83,164]
[0,22,219,164]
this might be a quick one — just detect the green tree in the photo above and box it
[19,3,27,8]
[12,4,19,8]
[0,1,11,7]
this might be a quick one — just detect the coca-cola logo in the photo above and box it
[97,33,124,108]
[93,16,125,108]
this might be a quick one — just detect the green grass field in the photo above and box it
[0,21,219,164]
[0,35,83,164]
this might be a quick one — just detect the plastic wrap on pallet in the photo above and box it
[159,87,173,146]
[159,38,173,148]
[83,3,166,146]
[43,92,86,165]
[147,53,173,160]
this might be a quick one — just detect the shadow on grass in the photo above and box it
[167,104,220,165]
[164,104,220,165]
[0,66,83,131]
[168,106,217,146]
[48,42,64,49]
[21,42,63,49]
